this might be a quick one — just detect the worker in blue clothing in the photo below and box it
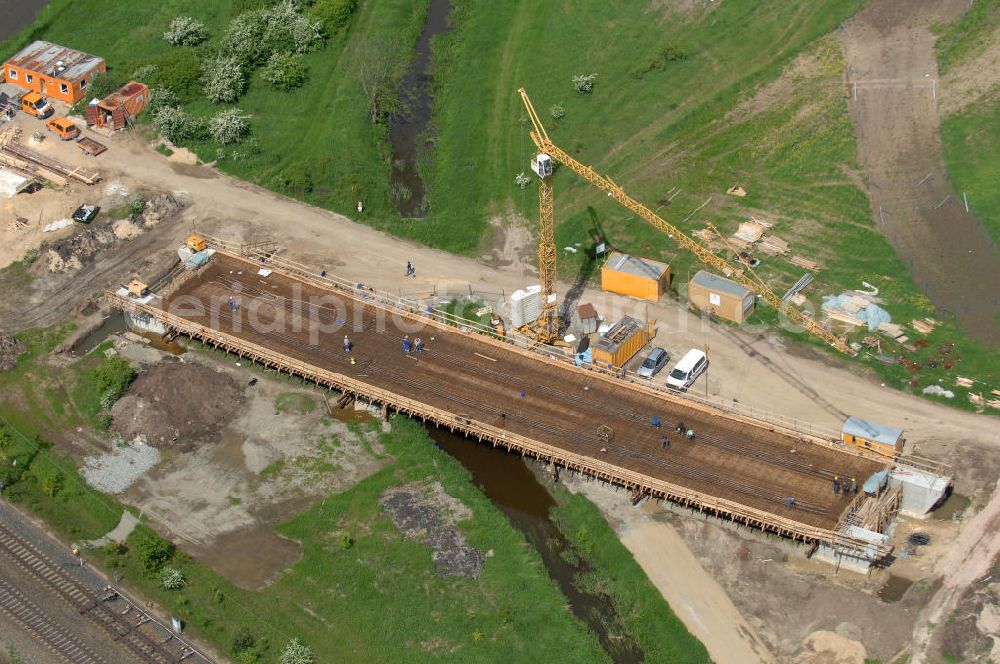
[343,335,352,352]
[651,416,661,428]
[661,435,669,450]
[402,336,412,352]
[786,497,796,509]
[833,476,841,496]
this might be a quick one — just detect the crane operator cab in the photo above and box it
[532,153,553,178]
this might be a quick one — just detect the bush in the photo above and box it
[572,73,597,94]
[134,529,175,574]
[94,356,134,401]
[147,49,204,98]
[42,471,64,498]
[130,64,158,83]
[259,2,324,56]
[204,57,248,104]
[280,638,314,664]
[147,88,180,114]
[233,630,256,653]
[515,172,531,189]
[209,108,251,144]
[549,104,565,120]
[308,0,357,33]
[632,43,688,79]
[160,567,186,590]
[163,16,209,46]
[261,52,306,90]
[87,72,123,100]
[277,163,313,194]
[126,193,146,216]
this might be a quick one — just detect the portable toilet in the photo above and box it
[842,416,903,459]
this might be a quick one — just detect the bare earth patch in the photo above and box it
[379,482,484,578]
[940,24,1000,116]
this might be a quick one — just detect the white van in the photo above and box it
[665,348,708,390]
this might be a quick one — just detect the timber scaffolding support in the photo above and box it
[110,252,897,561]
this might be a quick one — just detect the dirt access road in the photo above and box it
[842,0,1000,345]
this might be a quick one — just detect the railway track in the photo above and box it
[0,577,107,664]
[0,520,178,664]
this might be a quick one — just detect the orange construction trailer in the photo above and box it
[3,40,105,105]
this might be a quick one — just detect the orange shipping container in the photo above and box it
[601,252,670,302]
[591,316,654,369]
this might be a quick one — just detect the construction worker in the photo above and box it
[406,261,416,277]
[850,478,858,495]
[787,497,796,509]
[600,447,608,454]
[343,335,352,352]
[651,416,661,428]
[350,357,356,366]
[402,335,412,352]
[686,428,695,442]
[414,337,424,352]
[519,389,526,398]
[675,421,686,433]
[833,476,841,496]
[661,435,669,450]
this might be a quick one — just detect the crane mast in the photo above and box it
[516,87,852,355]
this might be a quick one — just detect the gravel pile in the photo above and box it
[379,483,484,579]
[82,440,161,494]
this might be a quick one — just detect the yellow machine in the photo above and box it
[185,235,207,252]
[516,87,853,355]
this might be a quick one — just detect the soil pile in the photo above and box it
[379,482,483,578]
[0,335,25,371]
[110,359,243,448]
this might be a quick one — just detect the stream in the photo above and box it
[428,427,645,663]
[387,0,453,218]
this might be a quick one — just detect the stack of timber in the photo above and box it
[1,140,99,184]
[758,235,790,255]
[790,255,820,271]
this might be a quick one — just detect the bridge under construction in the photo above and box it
[117,242,900,560]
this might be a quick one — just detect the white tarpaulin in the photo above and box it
[0,168,30,199]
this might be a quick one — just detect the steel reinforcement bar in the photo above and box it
[115,296,890,558]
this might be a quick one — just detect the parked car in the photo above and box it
[636,347,669,378]
[665,348,708,390]
[72,204,100,223]
[46,116,79,140]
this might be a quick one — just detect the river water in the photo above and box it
[0,0,49,41]
[387,0,452,218]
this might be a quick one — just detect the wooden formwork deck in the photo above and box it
[125,251,891,554]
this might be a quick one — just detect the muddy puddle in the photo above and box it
[878,574,914,603]
[73,315,127,355]
[930,491,969,521]
[429,426,644,663]
[387,0,453,218]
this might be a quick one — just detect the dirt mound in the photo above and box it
[111,359,243,447]
[0,335,25,372]
[379,482,483,578]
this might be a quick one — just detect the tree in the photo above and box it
[204,57,247,104]
[134,530,175,574]
[87,72,123,100]
[209,109,251,144]
[163,16,209,46]
[160,567,186,590]
[94,356,134,401]
[309,0,358,34]
[348,39,405,123]
[42,471,64,498]
[261,53,306,91]
[280,638,314,664]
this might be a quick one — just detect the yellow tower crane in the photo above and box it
[516,87,853,355]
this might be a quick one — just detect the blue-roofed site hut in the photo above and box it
[2,41,106,105]
[841,416,904,459]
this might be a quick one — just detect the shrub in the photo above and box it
[163,16,209,46]
[549,104,565,120]
[204,56,247,104]
[130,64,158,82]
[260,2,324,56]
[632,43,687,79]
[280,638,314,664]
[572,73,597,93]
[515,172,531,189]
[309,0,357,33]
[134,529,175,574]
[42,471,64,498]
[233,630,256,653]
[277,163,312,194]
[338,533,353,550]
[261,52,306,90]
[147,49,204,98]
[147,88,180,114]
[209,108,251,144]
[160,567,186,590]
[94,356,134,401]
[126,193,146,216]
[87,72,123,100]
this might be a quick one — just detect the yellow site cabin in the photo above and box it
[841,416,903,459]
[601,252,670,302]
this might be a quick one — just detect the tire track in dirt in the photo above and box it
[842,0,1000,345]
